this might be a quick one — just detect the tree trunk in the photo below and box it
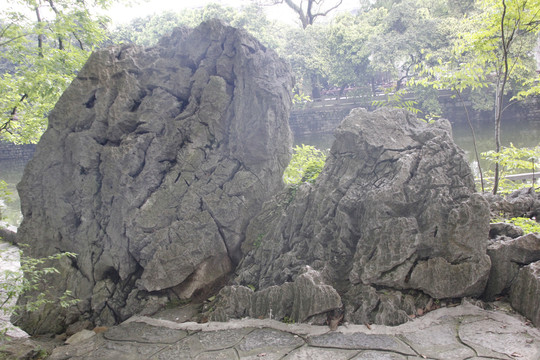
[492,0,513,195]
[456,89,485,193]
[310,73,321,99]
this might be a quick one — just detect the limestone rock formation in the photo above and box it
[484,187,540,220]
[215,107,491,325]
[485,232,540,300]
[209,266,342,323]
[511,260,540,327]
[15,19,293,334]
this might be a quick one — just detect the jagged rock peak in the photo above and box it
[15,19,293,334]
[217,107,491,326]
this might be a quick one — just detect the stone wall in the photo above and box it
[289,107,354,136]
[289,93,538,137]
[0,142,36,163]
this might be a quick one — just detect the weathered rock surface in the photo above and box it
[14,19,293,334]
[489,222,524,240]
[42,302,540,360]
[209,266,342,323]
[484,233,540,300]
[0,225,16,244]
[511,260,540,327]
[485,187,540,220]
[215,108,491,325]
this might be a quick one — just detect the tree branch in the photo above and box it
[312,0,343,18]
[278,0,343,28]
[0,33,29,47]
[1,94,28,135]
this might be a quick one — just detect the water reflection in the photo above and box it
[294,118,540,172]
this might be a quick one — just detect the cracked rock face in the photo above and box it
[14,19,293,334]
[511,260,540,327]
[225,108,491,325]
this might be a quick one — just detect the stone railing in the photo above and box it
[0,141,36,163]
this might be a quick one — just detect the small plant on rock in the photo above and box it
[283,144,326,186]
[0,246,78,338]
[282,315,295,324]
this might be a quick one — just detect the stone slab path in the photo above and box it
[37,301,539,360]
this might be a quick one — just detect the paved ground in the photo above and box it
[6,300,527,360]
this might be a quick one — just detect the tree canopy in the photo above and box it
[0,0,112,143]
[415,0,540,193]
[3,0,540,149]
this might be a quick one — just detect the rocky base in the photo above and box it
[4,300,539,360]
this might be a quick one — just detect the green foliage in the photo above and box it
[283,144,326,185]
[280,25,329,95]
[282,315,295,324]
[481,144,540,193]
[495,217,540,234]
[110,11,182,47]
[415,0,540,194]
[483,144,540,172]
[372,88,423,116]
[0,247,78,336]
[110,3,285,50]
[292,92,312,105]
[0,180,10,205]
[253,233,265,249]
[324,10,383,93]
[0,0,112,144]
[369,0,458,90]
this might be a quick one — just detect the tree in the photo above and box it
[262,0,345,98]
[325,11,384,96]
[111,3,285,50]
[368,0,457,92]
[265,0,344,29]
[282,24,330,96]
[109,11,182,47]
[417,0,540,194]
[0,0,112,144]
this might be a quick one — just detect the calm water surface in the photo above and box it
[295,118,540,174]
[1,118,538,227]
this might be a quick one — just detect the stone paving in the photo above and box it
[1,239,539,359]
[40,301,540,360]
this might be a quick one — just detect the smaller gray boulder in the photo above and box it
[510,260,540,327]
[484,233,540,300]
[489,222,524,240]
[220,107,492,326]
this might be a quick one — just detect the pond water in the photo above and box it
[0,118,538,227]
[295,118,540,176]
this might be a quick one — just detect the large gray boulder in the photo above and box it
[14,20,293,334]
[215,108,491,325]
